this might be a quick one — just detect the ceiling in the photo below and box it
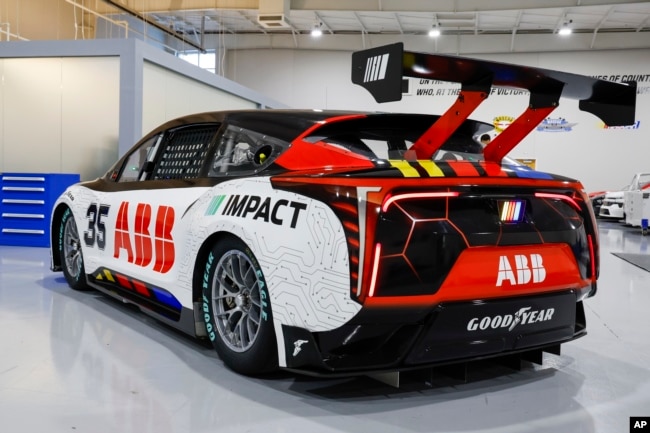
[86,0,650,53]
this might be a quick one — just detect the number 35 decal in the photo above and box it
[84,203,110,250]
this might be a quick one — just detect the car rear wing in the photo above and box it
[351,43,637,163]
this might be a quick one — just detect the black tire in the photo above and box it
[201,237,277,375]
[58,208,91,291]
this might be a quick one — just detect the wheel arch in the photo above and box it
[191,230,245,304]
[50,203,71,271]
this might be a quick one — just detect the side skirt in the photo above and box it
[86,277,199,338]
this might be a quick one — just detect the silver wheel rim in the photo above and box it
[63,216,82,278]
[211,250,263,352]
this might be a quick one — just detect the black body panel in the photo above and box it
[283,292,586,374]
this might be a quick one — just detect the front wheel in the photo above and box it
[201,237,277,375]
[58,208,91,291]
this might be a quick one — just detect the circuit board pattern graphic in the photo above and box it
[187,178,361,333]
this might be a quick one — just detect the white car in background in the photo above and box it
[599,173,650,220]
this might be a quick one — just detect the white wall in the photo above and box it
[0,56,120,181]
[0,39,286,181]
[142,61,257,135]
[226,48,650,193]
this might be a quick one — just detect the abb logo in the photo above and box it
[113,201,175,273]
[496,254,546,286]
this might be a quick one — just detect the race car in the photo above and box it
[599,172,650,220]
[50,43,636,377]
[588,191,607,216]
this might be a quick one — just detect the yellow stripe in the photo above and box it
[389,160,420,177]
[417,160,445,177]
[103,269,115,282]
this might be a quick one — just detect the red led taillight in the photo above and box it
[534,192,581,212]
[588,234,596,280]
[382,191,459,212]
[367,243,382,297]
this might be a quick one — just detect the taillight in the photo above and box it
[534,192,581,211]
[367,243,382,297]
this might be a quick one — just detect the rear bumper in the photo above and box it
[281,290,587,375]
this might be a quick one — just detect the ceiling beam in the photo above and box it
[393,12,404,34]
[292,0,650,13]
[100,0,204,50]
[92,0,650,14]
[590,6,615,48]
[636,15,650,32]
[205,31,650,53]
[314,11,333,35]
[510,10,523,51]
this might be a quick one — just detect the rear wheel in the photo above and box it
[58,208,90,291]
[201,237,277,375]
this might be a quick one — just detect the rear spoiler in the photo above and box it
[351,43,637,163]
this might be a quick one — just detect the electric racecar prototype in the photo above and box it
[50,43,636,377]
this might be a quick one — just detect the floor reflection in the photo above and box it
[598,220,650,254]
[1,232,649,433]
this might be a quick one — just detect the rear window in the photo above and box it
[207,125,289,177]
[303,114,494,162]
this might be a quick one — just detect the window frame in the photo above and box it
[207,124,289,178]
[115,134,163,183]
[148,123,221,181]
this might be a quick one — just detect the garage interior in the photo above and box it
[1,221,649,432]
[1,1,650,432]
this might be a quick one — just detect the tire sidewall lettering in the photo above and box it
[202,251,217,342]
[244,247,268,322]
[200,237,277,374]
[59,208,71,254]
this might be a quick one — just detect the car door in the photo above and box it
[85,124,221,297]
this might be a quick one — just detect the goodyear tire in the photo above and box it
[202,237,277,375]
[58,208,91,291]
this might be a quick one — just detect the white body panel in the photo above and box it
[599,173,650,220]
[52,177,362,341]
[624,190,650,228]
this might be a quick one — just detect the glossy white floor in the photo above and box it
[1,220,649,433]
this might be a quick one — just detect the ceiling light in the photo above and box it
[311,22,323,37]
[559,20,572,36]
[428,25,440,38]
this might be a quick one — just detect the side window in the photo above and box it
[117,135,161,182]
[208,125,287,177]
[152,124,219,180]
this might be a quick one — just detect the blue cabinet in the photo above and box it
[0,173,80,247]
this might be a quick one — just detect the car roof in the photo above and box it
[144,109,363,142]
[144,109,495,145]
